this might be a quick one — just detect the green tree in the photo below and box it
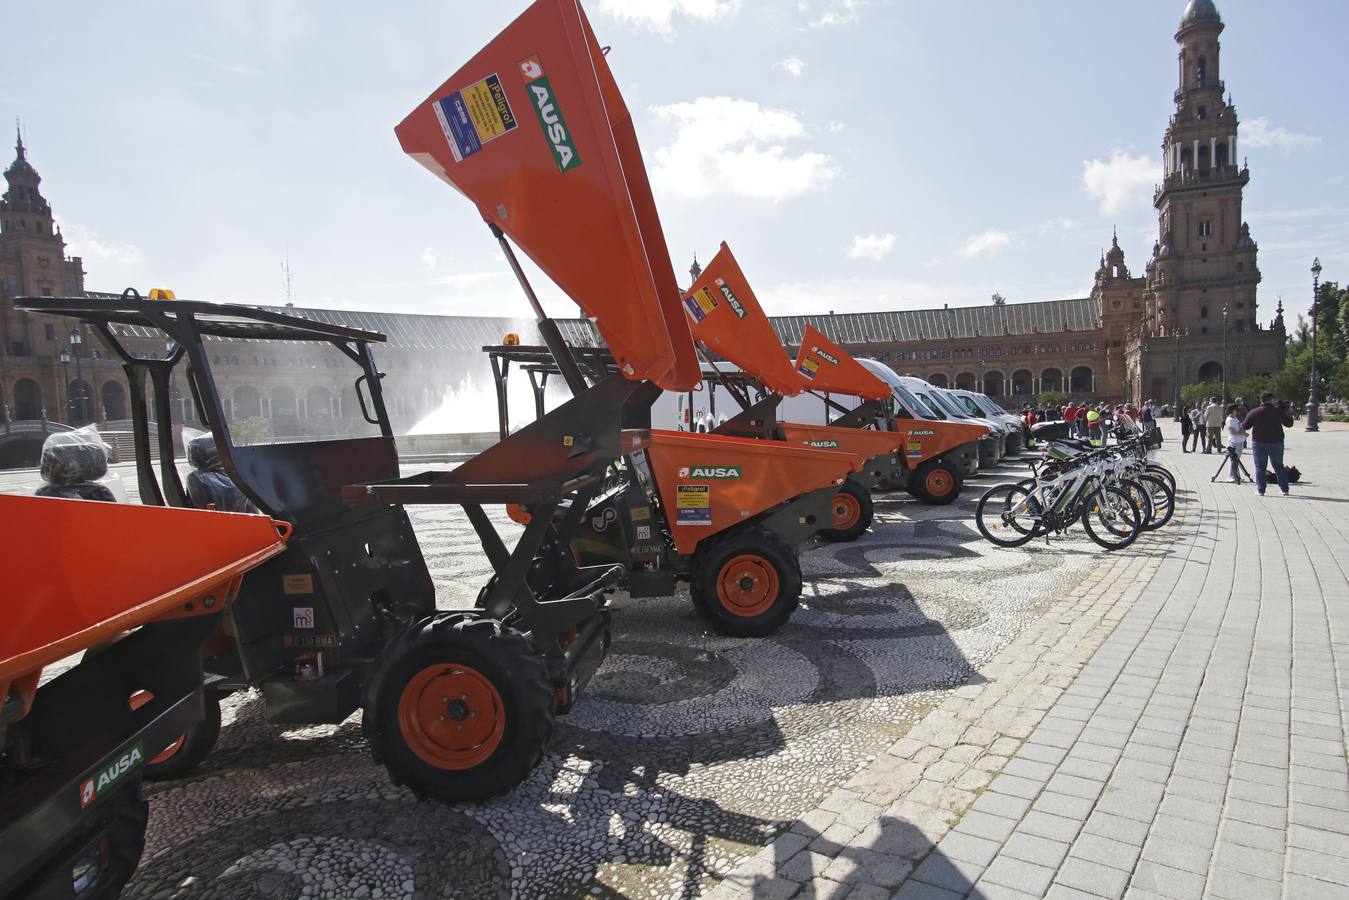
[1034,390,1069,409]
[230,416,273,446]
[1180,381,1224,410]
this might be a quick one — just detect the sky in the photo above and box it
[3,0,1345,324]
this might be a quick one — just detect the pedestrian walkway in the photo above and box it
[708,428,1349,899]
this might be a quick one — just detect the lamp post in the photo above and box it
[1172,305,1182,420]
[1307,257,1322,432]
[69,326,86,425]
[58,346,72,423]
[1221,303,1229,403]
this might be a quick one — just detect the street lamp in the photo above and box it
[1172,305,1182,420]
[1221,303,1229,404]
[69,326,86,425]
[1307,257,1322,432]
[58,346,72,423]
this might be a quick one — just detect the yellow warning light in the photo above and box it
[148,288,176,300]
[503,332,521,346]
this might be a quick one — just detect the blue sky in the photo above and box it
[3,0,1344,323]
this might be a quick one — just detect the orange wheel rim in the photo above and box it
[831,492,861,531]
[715,554,780,617]
[129,690,187,764]
[396,664,505,771]
[926,469,953,496]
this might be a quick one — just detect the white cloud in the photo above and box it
[1242,117,1321,151]
[599,0,738,35]
[961,230,1011,258]
[827,120,845,134]
[1036,216,1078,235]
[62,223,144,264]
[777,56,804,77]
[422,247,437,270]
[1081,150,1160,215]
[798,0,866,28]
[847,233,896,261]
[649,96,839,200]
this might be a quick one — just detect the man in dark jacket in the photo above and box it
[1242,393,1295,497]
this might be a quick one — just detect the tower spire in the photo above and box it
[14,120,23,161]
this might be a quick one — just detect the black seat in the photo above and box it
[186,434,260,513]
[36,430,116,503]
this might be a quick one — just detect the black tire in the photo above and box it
[143,688,222,781]
[1081,485,1141,550]
[86,784,149,898]
[1118,478,1156,530]
[364,612,555,803]
[975,483,1043,547]
[1145,462,1177,495]
[818,479,873,542]
[1139,473,1175,531]
[910,459,963,506]
[690,527,802,637]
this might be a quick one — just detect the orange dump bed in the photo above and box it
[395,0,698,391]
[685,243,806,396]
[778,422,905,467]
[0,496,289,701]
[792,325,891,401]
[644,430,853,555]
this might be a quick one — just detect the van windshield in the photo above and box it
[893,383,937,418]
[931,389,977,420]
[972,395,1005,418]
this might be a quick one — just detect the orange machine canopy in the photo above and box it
[792,324,891,401]
[395,0,699,392]
[685,242,808,397]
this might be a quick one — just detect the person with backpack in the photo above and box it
[1179,402,1193,452]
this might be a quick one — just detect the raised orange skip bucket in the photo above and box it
[394,0,698,391]
[792,324,891,401]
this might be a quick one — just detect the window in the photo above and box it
[1236,262,1244,273]
[1201,306,1209,319]
[1197,105,1207,119]
[40,287,52,296]
[44,323,55,341]
[1199,221,1213,237]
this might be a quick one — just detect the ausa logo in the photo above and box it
[713,278,747,319]
[810,345,840,366]
[808,439,839,448]
[520,57,581,173]
[678,465,742,479]
[80,741,144,808]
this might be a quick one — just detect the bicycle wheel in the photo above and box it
[1118,478,1155,529]
[1145,463,1176,495]
[1081,484,1141,550]
[975,483,1043,548]
[1139,473,1174,530]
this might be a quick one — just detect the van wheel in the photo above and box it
[690,527,801,637]
[818,479,872,542]
[910,459,962,505]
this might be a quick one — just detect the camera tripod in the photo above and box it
[1211,445,1253,484]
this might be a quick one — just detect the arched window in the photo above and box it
[234,385,263,420]
[928,373,949,388]
[1040,368,1063,393]
[1011,369,1032,396]
[1070,366,1093,394]
[101,381,128,421]
[984,371,1005,397]
[1197,56,1207,84]
[13,378,42,420]
[954,372,976,391]
[1197,361,1223,382]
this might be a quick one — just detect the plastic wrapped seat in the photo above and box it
[185,433,259,514]
[35,429,117,502]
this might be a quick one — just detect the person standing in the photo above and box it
[1224,403,1247,482]
[1242,393,1294,497]
[1203,397,1224,453]
[1179,402,1193,452]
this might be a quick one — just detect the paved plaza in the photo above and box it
[8,426,1346,899]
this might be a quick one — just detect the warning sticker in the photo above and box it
[907,441,924,458]
[683,286,720,322]
[676,484,712,525]
[433,73,517,163]
[798,355,822,379]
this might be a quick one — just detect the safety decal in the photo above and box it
[519,56,581,173]
[798,355,822,379]
[683,286,720,322]
[713,278,746,318]
[678,465,742,479]
[293,607,315,629]
[80,741,144,808]
[635,524,652,540]
[810,345,840,366]
[433,72,517,163]
[676,484,712,525]
[907,441,924,458]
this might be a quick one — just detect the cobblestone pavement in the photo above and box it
[708,427,1349,900]
[104,452,1133,900]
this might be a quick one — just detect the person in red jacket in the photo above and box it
[1063,402,1079,435]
